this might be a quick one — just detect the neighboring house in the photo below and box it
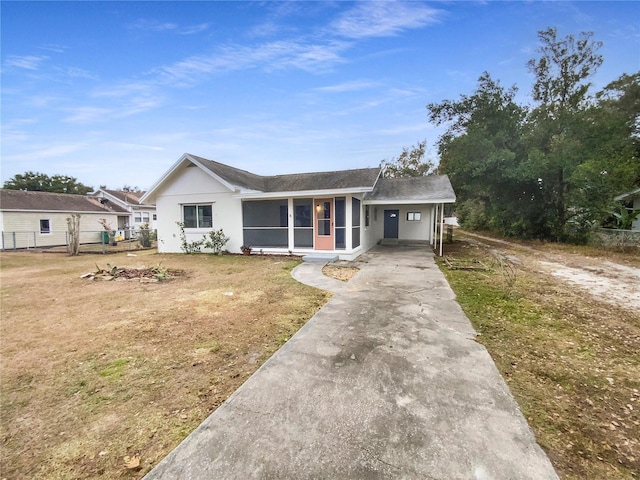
[141,154,456,259]
[0,189,128,250]
[614,187,640,231]
[91,189,157,237]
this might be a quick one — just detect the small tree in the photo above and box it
[380,140,434,178]
[138,223,152,248]
[203,229,230,254]
[66,214,81,256]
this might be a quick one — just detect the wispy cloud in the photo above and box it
[38,44,67,53]
[314,80,379,93]
[63,106,113,124]
[130,19,178,32]
[130,19,210,35]
[180,23,210,35]
[154,39,348,85]
[4,55,49,70]
[2,143,88,162]
[331,2,441,39]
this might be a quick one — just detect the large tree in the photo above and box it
[525,27,604,240]
[3,171,93,195]
[380,140,434,178]
[428,73,533,235]
[428,28,638,242]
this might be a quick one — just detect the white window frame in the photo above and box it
[407,212,422,222]
[182,204,213,229]
[39,219,51,234]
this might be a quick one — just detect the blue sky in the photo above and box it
[2,1,639,191]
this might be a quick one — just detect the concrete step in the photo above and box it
[302,254,339,263]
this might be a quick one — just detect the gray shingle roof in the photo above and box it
[364,175,456,202]
[0,189,129,213]
[190,154,381,192]
[102,189,145,205]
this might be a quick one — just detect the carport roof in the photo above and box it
[364,175,456,204]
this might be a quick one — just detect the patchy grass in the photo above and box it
[0,250,329,479]
[322,264,359,282]
[437,237,640,480]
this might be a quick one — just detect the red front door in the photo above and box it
[314,198,333,250]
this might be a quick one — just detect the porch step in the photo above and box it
[380,238,398,245]
[302,254,339,263]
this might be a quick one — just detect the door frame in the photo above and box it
[314,198,334,250]
[384,209,399,239]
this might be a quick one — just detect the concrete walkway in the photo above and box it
[144,246,558,480]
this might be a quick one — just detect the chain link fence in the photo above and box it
[1,229,157,253]
[590,228,640,249]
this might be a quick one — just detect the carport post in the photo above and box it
[439,202,444,256]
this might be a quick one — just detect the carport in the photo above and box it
[363,175,456,256]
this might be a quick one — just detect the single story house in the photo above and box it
[0,189,128,250]
[614,187,640,231]
[91,188,157,237]
[141,154,456,260]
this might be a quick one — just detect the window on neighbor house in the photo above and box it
[134,213,142,223]
[183,204,213,229]
[39,219,51,234]
[407,212,422,221]
[152,214,157,221]
[142,212,149,223]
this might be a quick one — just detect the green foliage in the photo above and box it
[176,222,205,253]
[137,223,152,248]
[380,140,434,177]
[429,28,639,243]
[203,229,230,254]
[3,171,93,194]
[176,222,229,254]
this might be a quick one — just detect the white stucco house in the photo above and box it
[140,154,456,259]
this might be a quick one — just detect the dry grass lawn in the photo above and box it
[0,250,329,479]
[438,234,640,479]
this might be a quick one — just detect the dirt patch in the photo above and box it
[0,251,329,479]
[322,264,359,282]
[439,232,640,479]
[460,230,640,314]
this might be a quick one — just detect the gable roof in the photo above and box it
[364,175,456,204]
[142,153,381,202]
[100,189,145,205]
[0,189,129,214]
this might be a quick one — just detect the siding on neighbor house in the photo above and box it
[1,211,120,249]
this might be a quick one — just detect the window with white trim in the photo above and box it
[407,212,422,221]
[183,204,213,228]
[40,219,51,234]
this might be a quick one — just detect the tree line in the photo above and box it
[427,28,639,242]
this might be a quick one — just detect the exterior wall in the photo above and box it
[154,166,243,253]
[1,211,120,249]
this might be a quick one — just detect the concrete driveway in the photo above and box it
[144,246,558,479]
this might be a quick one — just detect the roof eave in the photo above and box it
[235,186,374,199]
[364,197,457,205]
